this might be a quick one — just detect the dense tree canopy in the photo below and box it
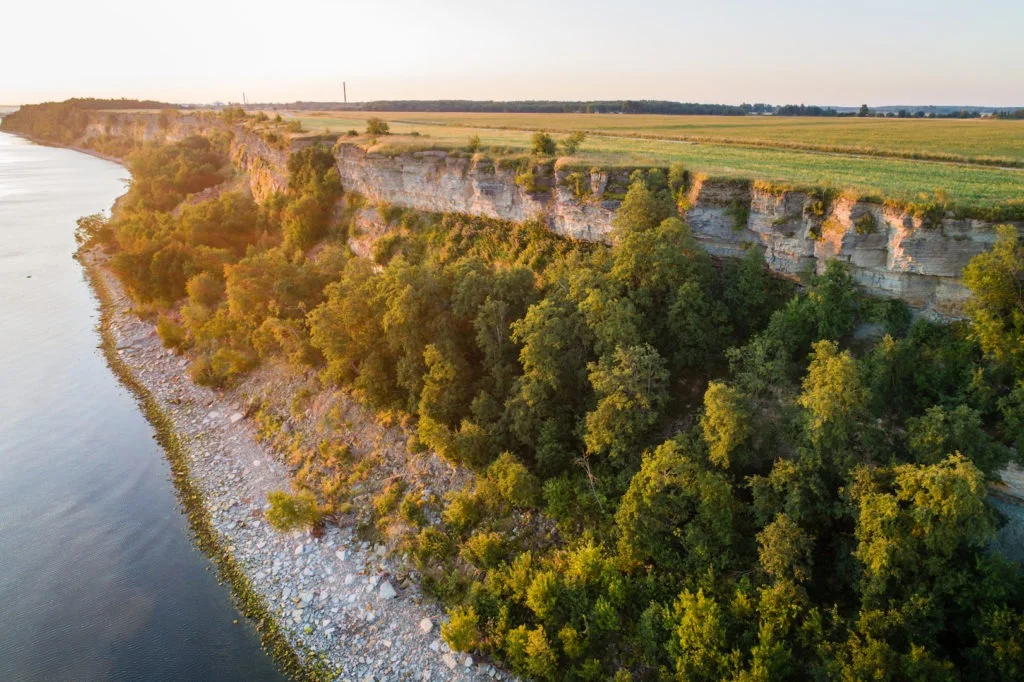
[88,130,1024,680]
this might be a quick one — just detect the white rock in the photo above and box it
[378,580,397,600]
[229,412,244,423]
[442,654,457,671]
[429,640,440,652]
[464,655,473,667]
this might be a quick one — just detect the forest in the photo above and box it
[73,129,1024,681]
[0,98,172,144]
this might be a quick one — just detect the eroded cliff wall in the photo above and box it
[325,144,1016,316]
[80,113,1019,317]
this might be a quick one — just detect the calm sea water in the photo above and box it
[0,131,285,681]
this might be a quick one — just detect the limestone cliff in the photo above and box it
[73,113,1024,317]
[322,144,1015,317]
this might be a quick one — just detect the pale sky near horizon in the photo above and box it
[4,0,1023,107]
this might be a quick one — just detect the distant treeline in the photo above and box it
[258,100,762,115]
[1,98,173,144]
[247,99,1024,118]
[44,97,171,110]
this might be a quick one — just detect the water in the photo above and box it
[0,132,286,681]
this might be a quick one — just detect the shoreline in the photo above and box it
[80,250,506,681]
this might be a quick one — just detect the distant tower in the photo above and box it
[242,92,247,107]
[343,82,347,104]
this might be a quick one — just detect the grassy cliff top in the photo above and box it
[286,111,1024,217]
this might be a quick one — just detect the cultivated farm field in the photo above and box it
[287,111,1024,214]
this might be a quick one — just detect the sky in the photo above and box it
[3,0,1023,107]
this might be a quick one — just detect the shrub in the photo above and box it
[442,489,482,533]
[515,167,541,193]
[459,530,507,569]
[156,313,187,350]
[854,211,879,235]
[488,452,540,507]
[373,480,407,517]
[441,605,480,652]
[725,199,750,231]
[284,120,304,133]
[467,134,481,153]
[266,489,323,531]
[668,162,691,196]
[531,131,556,155]
[372,233,405,265]
[564,171,591,200]
[399,491,427,526]
[560,131,586,155]
[366,117,390,136]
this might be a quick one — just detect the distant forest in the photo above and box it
[250,99,1023,118]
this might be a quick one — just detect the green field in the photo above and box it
[296,111,1024,165]
[287,112,1024,214]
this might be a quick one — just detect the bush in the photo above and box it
[266,489,323,531]
[366,117,390,136]
[459,530,507,569]
[854,211,879,235]
[560,131,586,155]
[725,199,750,231]
[156,313,187,349]
[515,167,541,193]
[467,134,481,153]
[531,131,556,155]
[564,171,591,200]
[441,605,480,652]
[442,489,482,533]
[488,452,539,507]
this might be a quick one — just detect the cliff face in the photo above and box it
[323,145,1014,316]
[75,113,1018,317]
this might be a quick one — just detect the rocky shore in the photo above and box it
[86,252,512,682]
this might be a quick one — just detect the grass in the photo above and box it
[286,112,1024,214]
[295,111,1024,166]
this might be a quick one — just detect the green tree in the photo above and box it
[963,224,1024,372]
[798,340,868,448]
[850,455,994,603]
[616,438,741,573]
[508,293,594,473]
[560,131,587,155]
[611,180,674,234]
[670,589,732,681]
[906,404,1007,475]
[700,381,752,470]
[366,117,390,135]
[531,131,557,155]
[584,344,669,460]
[757,513,814,583]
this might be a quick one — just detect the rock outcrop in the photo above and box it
[323,144,1016,317]
[78,113,1024,317]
